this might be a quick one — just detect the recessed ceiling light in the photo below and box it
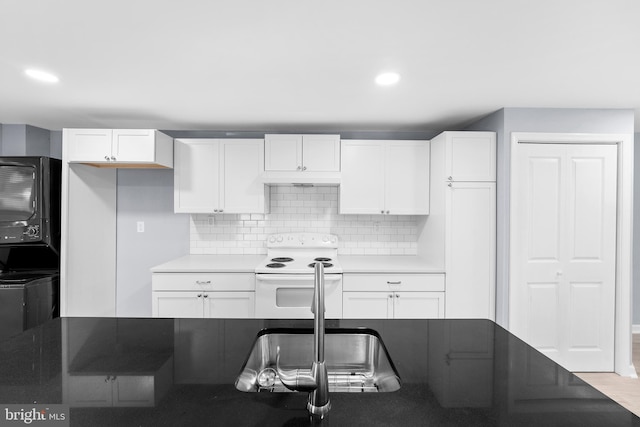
[25,68,59,83]
[375,72,400,86]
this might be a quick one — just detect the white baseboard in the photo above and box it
[632,324,640,334]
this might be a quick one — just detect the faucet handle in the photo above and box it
[275,346,317,392]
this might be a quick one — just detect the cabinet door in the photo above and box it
[385,141,430,214]
[66,375,113,407]
[339,140,385,214]
[265,134,302,171]
[66,129,113,162]
[446,133,496,182]
[220,139,265,213]
[174,139,220,213]
[394,292,444,319]
[203,292,255,318]
[152,291,204,318]
[112,129,156,162]
[445,182,496,319]
[342,292,393,319]
[302,135,340,171]
[113,376,155,407]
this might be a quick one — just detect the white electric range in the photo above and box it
[255,233,343,318]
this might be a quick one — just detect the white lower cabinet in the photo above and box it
[151,273,255,318]
[153,291,255,318]
[342,274,445,319]
[343,291,444,319]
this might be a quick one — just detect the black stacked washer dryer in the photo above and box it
[0,157,61,341]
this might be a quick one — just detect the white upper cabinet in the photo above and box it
[441,132,496,182]
[174,138,266,214]
[340,140,429,215]
[64,128,173,168]
[265,134,340,172]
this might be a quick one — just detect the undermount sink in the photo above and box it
[235,328,401,393]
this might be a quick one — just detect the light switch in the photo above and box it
[137,221,145,233]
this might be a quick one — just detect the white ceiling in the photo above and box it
[1,1,638,132]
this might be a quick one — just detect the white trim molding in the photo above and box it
[509,132,634,377]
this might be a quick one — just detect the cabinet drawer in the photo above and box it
[343,274,444,292]
[152,273,255,291]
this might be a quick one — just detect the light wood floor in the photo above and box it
[575,334,640,417]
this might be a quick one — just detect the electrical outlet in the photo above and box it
[208,215,214,226]
[137,221,145,233]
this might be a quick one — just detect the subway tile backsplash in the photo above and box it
[190,185,419,255]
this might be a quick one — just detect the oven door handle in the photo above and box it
[256,274,341,283]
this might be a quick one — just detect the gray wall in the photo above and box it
[635,132,640,325]
[116,169,190,317]
[0,124,60,158]
[466,108,635,327]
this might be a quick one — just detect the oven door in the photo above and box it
[255,274,343,319]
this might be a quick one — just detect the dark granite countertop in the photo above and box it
[0,317,638,426]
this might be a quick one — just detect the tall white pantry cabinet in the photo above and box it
[420,131,497,320]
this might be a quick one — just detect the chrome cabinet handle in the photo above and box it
[196,280,211,285]
[203,294,208,298]
[448,183,452,187]
[104,155,110,161]
[395,294,400,298]
[110,156,116,161]
[297,166,302,170]
[197,294,202,298]
[448,176,453,181]
[386,210,390,214]
[381,210,384,214]
[219,209,223,213]
[387,281,402,285]
[302,166,307,171]
[388,294,393,299]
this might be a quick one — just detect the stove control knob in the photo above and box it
[322,235,329,243]
[277,235,283,242]
[299,235,305,242]
[269,236,276,243]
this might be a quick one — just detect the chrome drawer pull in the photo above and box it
[387,281,401,285]
[196,280,212,285]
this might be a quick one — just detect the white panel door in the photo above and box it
[220,139,265,213]
[302,135,340,171]
[174,139,220,213]
[511,143,617,371]
[385,141,430,215]
[445,182,496,320]
[342,292,393,318]
[264,134,302,171]
[446,133,496,182]
[152,292,204,318]
[203,292,255,318]
[112,129,155,162]
[66,128,113,162]
[394,292,444,319]
[339,141,385,214]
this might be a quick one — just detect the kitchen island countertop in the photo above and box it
[0,317,638,427]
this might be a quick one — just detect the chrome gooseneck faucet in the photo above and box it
[276,262,331,418]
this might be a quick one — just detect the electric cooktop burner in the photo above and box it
[314,257,332,262]
[271,257,294,263]
[266,263,286,268]
[308,262,333,268]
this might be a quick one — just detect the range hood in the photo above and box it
[261,171,341,185]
